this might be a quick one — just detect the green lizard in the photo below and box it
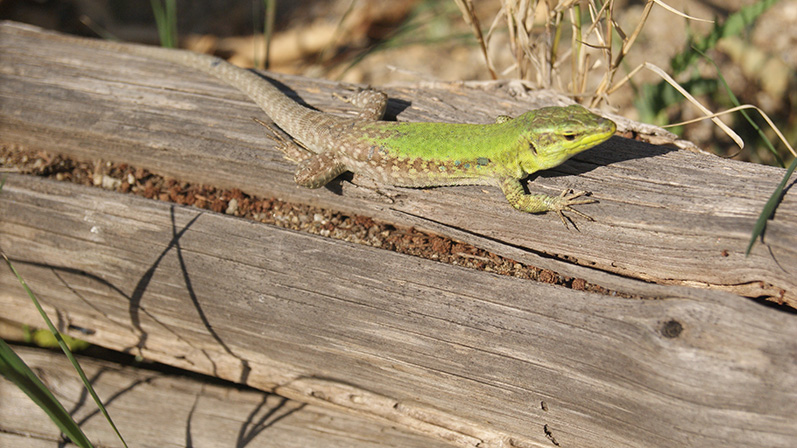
[65,35,617,225]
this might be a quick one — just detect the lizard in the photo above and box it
[62,34,617,226]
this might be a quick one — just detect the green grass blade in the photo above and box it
[693,46,784,166]
[150,0,166,45]
[636,0,780,124]
[151,0,178,48]
[166,0,177,47]
[745,157,797,256]
[0,339,94,448]
[687,46,793,255]
[2,254,129,447]
[671,0,781,74]
[258,0,276,70]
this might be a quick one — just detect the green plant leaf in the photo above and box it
[637,0,781,123]
[151,0,178,48]
[0,339,94,448]
[671,0,781,74]
[693,46,784,167]
[689,46,793,255]
[746,157,796,256]
[2,254,128,447]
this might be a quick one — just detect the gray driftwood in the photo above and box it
[1,21,796,448]
[0,21,795,306]
[1,174,796,448]
[0,345,452,448]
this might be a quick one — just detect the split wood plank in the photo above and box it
[0,22,795,306]
[1,174,795,448]
[0,345,452,448]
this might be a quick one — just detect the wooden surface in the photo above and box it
[0,345,452,448]
[1,174,796,448]
[0,21,795,307]
[1,21,797,448]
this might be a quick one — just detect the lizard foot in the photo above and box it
[499,178,598,229]
[550,189,598,229]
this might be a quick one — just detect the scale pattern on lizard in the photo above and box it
[55,33,617,225]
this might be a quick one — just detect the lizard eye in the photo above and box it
[528,140,537,155]
[563,133,577,141]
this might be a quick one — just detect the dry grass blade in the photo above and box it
[508,0,546,85]
[592,0,655,104]
[454,0,498,79]
[485,2,507,48]
[584,0,610,44]
[645,63,744,150]
[617,1,652,64]
[668,105,796,158]
[608,62,744,149]
[568,5,583,95]
[553,0,582,13]
[653,0,713,23]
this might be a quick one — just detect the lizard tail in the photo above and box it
[8,23,324,146]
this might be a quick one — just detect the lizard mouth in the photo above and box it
[534,118,616,172]
[575,118,616,151]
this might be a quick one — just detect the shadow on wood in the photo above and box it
[1,175,795,447]
[1,21,796,448]
[0,345,450,447]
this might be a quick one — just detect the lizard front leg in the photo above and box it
[498,177,597,227]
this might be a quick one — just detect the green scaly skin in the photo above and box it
[280,95,616,226]
[33,30,617,225]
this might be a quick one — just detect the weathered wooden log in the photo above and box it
[1,21,796,448]
[1,174,795,447]
[0,21,794,305]
[0,345,452,447]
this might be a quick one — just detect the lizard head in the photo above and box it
[512,105,615,174]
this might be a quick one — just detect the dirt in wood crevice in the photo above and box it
[1,145,633,298]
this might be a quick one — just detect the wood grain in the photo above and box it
[1,174,795,448]
[0,345,453,448]
[0,22,794,306]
